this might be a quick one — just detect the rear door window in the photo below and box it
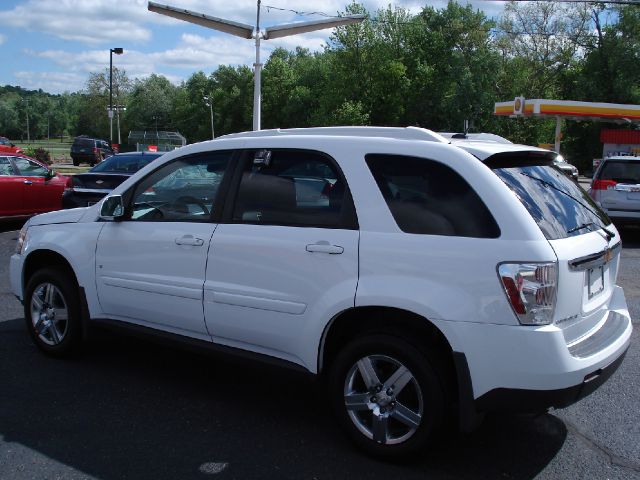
[488,152,611,240]
[231,149,357,229]
[365,154,500,237]
[599,160,640,184]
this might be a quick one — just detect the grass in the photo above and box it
[53,166,90,174]
[12,139,73,162]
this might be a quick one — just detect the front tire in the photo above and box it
[24,268,83,357]
[328,334,446,459]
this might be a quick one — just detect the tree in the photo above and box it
[126,74,177,134]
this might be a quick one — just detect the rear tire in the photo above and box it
[72,159,79,166]
[328,334,446,459]
[24,268,83,357]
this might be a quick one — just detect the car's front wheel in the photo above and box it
[24,268,83,357]
[329,334,446,459]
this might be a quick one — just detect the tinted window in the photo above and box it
[492,159,611,240]
[232,150,355,228]
[13,158,48,177]
[129,151,231,222]
[599,160,640,184]
[365,154,500,237]
[91,154,161,173]
[74,138,94,147]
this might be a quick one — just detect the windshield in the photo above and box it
[90,154,161,173]
[491,157,611,240]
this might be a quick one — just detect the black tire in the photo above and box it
[24,268,84,357]
[328,334,446,459]
[72,159,79,166]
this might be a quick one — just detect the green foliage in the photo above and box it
[23,147,52,165]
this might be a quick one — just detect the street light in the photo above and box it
[109,47,124,144]
[148,1,365,131]
[204,95,214,139]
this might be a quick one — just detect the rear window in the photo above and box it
[599,160,640,184]
[74,138,94,147]
[365,154,500,237]
[489,153,611,240]
[91,154,160,173]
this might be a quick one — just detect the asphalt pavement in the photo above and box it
[0,221,639,480]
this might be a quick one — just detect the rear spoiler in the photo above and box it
[484,151,557,169]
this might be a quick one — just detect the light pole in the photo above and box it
[109,47,124,144]
[204,95,214,139]
[148,1,365,131]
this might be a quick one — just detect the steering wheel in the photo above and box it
[170,196,210,216]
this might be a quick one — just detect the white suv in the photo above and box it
[10,127,632,459]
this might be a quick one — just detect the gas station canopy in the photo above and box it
[495,98,640,124]
[494,98,640,153]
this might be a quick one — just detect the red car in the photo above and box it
[0,154,69,220]
[0,137,23,154]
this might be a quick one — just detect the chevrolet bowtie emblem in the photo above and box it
[96,180,104,185]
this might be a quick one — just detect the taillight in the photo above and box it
[93,147,99,154]
[64,176,75,192]
[498,262,557,325]
[591,179,617,190]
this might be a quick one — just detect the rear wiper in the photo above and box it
[520,172,614,237]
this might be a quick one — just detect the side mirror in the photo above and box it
[100,195,125,221]
[45,169,55,180]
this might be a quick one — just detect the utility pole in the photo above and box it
[148,1,364,131]
[22,99,30,142]
[204,95,215,139]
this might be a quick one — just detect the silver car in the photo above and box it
[590,155,640,224]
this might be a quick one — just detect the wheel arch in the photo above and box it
[22,249,79,293]
[319,306,455,377]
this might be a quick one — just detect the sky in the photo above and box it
[0,0,506,95]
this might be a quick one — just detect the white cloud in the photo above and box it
[0,34,6,46]
[13,71,87,93]
[0,0,152,45]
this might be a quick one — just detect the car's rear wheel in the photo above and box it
[329,334,446,459]
[72,159,79,166]
[24,268,83,357]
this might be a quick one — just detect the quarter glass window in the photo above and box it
[366,154,500,237]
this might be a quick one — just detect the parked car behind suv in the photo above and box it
[0,136,23,154]
[10,127,631,459]
[1,154,69,220]
[589,155,640,225]
[62,152,162,209]
[70,136,114,166]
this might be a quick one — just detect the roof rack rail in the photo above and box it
[218,126,448,143]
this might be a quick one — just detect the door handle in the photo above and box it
[175,235,205,247]
[306,241,344,254]
[23,180,33,185]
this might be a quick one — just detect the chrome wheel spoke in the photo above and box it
[383,365,413,395]
[372,413,389,444]
[31,293,44,311]
[356,357,381,389]
[53,308,68,322]
[44,284,55,306]
[49,323,61,344]
[391,401,422,429]
[34,317,48,335]
[344,393,371,412]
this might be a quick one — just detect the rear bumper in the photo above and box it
[474,346,627,412]
[448,285,632,419]
[62,191,107,209]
